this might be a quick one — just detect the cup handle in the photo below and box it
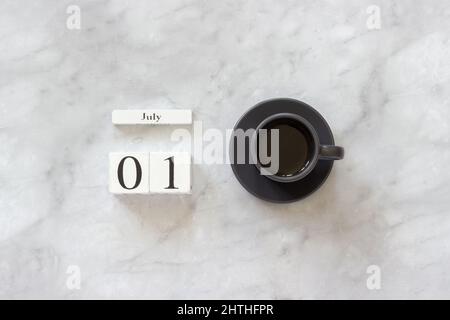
[318,145,344,160]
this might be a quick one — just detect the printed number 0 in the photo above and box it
[165,156,178,189]
[117,156,142,189]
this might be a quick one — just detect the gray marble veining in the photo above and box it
[0,0,450,299]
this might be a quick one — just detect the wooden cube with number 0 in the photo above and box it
[149,152,191,194]
[109,152,149,194]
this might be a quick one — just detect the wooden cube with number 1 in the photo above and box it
[149,152,191,194]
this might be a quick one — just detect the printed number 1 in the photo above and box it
[164,156,178,189]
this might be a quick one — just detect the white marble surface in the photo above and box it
[1,0,450,299]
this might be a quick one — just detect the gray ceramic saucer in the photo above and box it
[229,98,335,203]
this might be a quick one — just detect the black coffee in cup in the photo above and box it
[258,117,315,177]
[253,113,344,183]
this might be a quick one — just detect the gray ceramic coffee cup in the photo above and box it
[251,113,344,183]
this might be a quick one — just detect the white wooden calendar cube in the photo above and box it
[109,153,149,194]
[149,152,191,194]
[112,109,192,125]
